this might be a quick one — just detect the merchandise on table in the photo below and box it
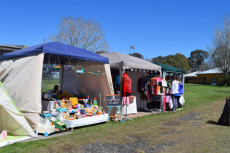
[49,117,67,131]
[43,91,106,122]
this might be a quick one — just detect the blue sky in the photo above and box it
[0,0,229,58]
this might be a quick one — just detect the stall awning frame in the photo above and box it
[1,42,109,64]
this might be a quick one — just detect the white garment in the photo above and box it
[171,80,179,94]
[162,80,167,87]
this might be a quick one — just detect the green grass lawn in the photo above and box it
[184,83,230,107]
[42,79,59,93]
[1,84,230,153]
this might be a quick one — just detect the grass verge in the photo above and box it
[0,84,230,153]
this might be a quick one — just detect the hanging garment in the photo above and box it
[169,97,173,109]
[157,77,163,95]
[145,89,151,102]
[144,80,151,102]
[165,87,170,95]
[162,79,167,87]
[123,97,130,105]
[123,73,132,96]
[166,75,170,80]
[165,95,171,103]
[138,77,146,92]
[114,75,120,89]
[151,77,158,95]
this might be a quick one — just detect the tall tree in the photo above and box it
[164,55,177,67]
[152,53,190,72]
[129,52,143,59]
[51,16,109,52]
[188,50,209,72]
[211,17,230,77]
[95,51,108,54]
[151,56,166,63]
[165,53,190,72]
[198,63,210,71]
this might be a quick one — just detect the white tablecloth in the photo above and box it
[121,97,137,114]
[62,114,109,129]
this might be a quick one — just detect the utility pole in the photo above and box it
[129,45,135,54]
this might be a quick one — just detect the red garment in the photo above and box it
[151,77,158,96]
[123,73,132,96]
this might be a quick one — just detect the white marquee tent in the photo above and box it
[101,52,162,111]
[0,42,114,130]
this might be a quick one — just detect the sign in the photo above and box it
[106,94,121,106]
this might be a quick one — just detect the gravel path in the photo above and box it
[178,112,201,121]
[80,136,174,153]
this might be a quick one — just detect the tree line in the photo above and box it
[47,16,230,85]
[130,17,230,85]
[151,50,209,73]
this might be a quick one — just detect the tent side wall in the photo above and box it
[0,82,35,136]
[126,71,149,111]
[0,54,44,130]
[0,107,35,136]
[61,64,114,113]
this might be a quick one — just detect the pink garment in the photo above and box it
[123,97,130,105]
[157,77,162,82]
[163,95,166,111]
[169,97,173,109]
[165,96,171,103]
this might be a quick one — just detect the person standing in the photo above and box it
[177,78,184,110]
[171,77,179,112]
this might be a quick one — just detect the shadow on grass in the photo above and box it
[206,120,228,127]
[206,120,219,125]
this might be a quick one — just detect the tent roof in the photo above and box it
[100,52,161,71]
[154,62,185,73]
[0,42,109,64]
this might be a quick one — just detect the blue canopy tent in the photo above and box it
[0,42,113,129]
[0,42,109,64]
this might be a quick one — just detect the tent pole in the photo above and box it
[123,68,133,122]
[60,65,64,92]
[182,73,185,96]
[119,67,123,119]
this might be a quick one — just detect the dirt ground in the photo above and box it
[78,99,230,153]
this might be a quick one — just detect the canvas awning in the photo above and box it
[101,52,161,72]
[154,62,185,73]
[0,42,109,64]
